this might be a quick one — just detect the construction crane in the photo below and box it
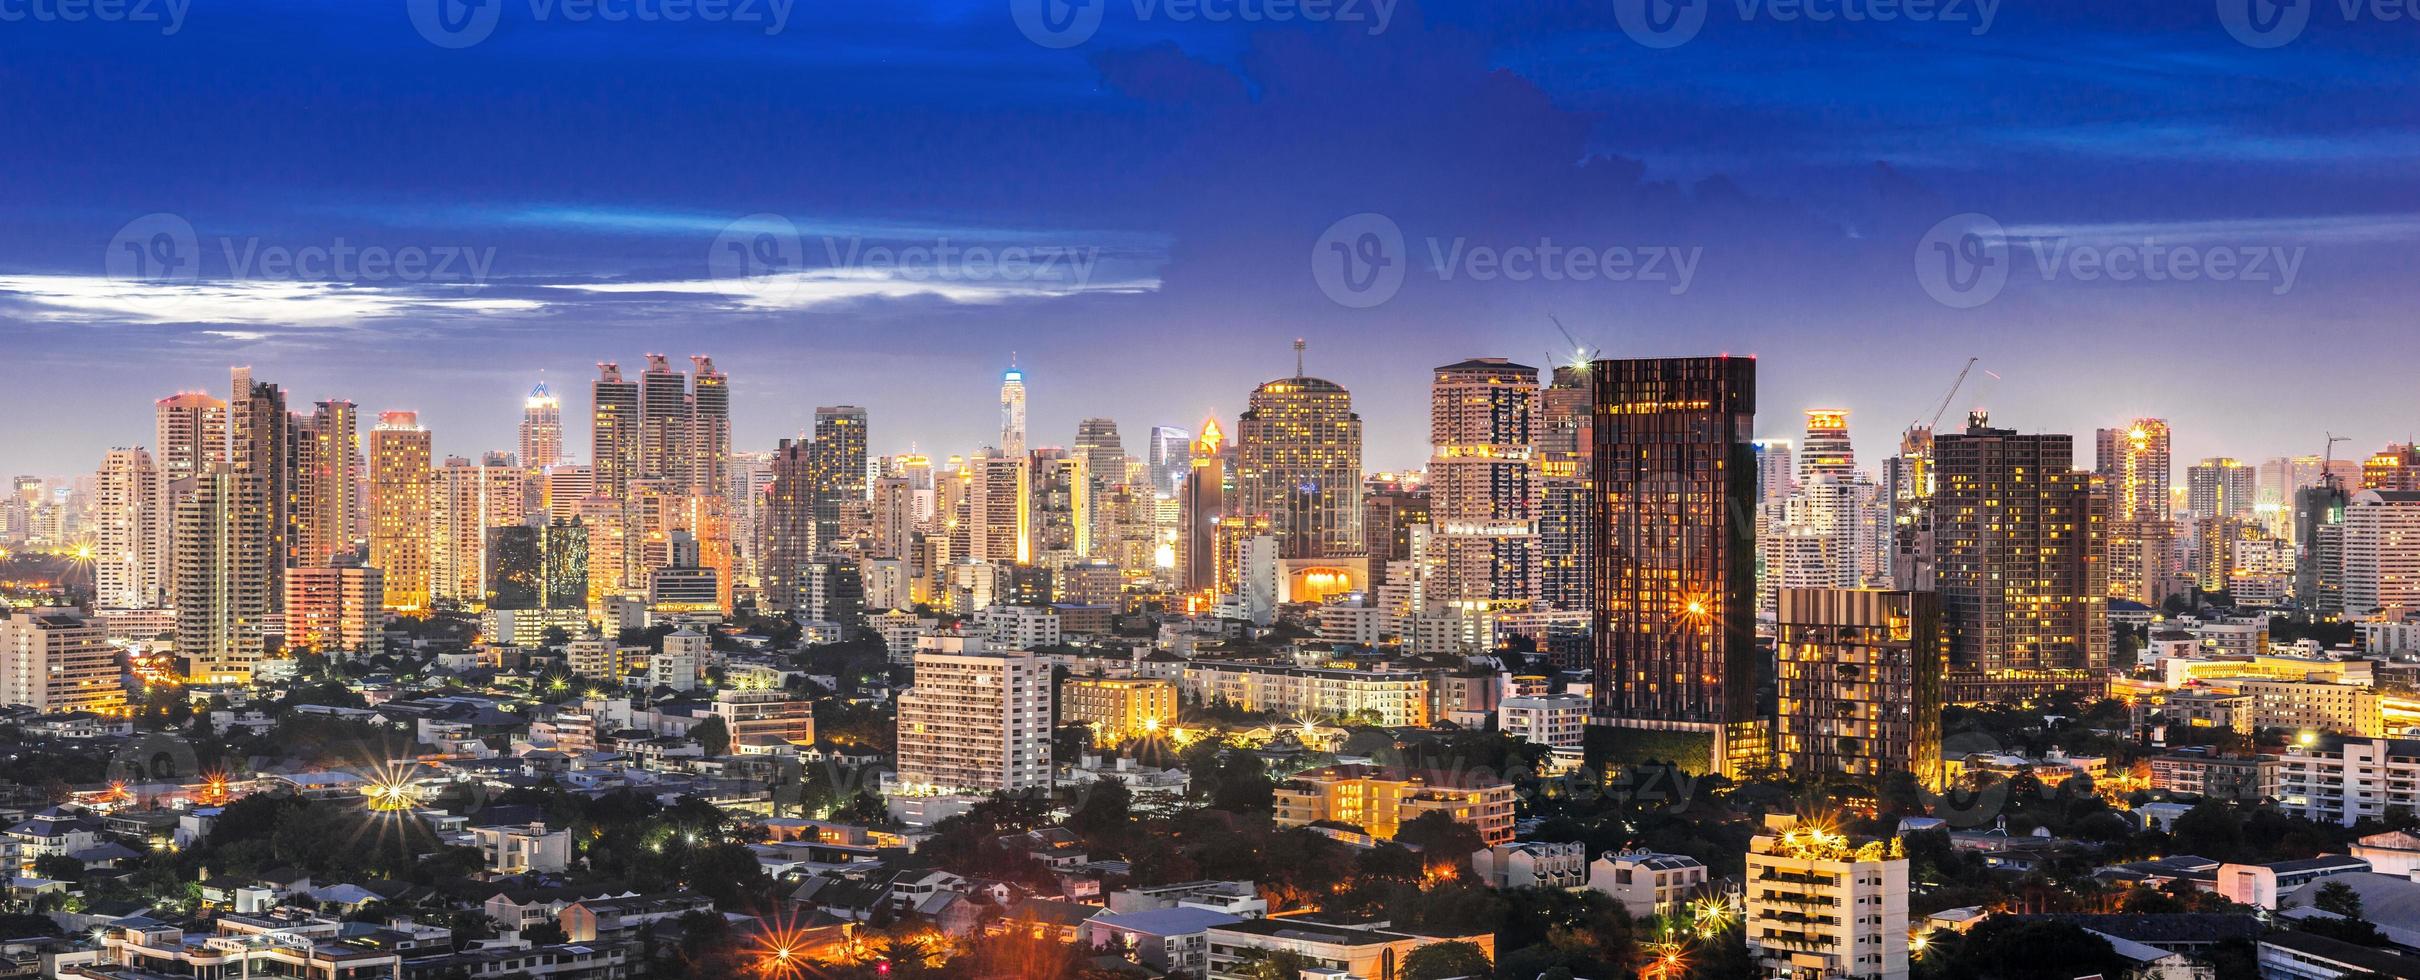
[1548,315,1601,370]
[1928,357,1980,431]
[2325,432,2351,472]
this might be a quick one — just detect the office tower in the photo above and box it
[726,452,774,586]
[576,495,628,615]
[590,362,641,501]
[2341,490,2420,617]
[1590,356,1759,763]
[763,438,817,611]
[1538,363,1594,472]
[0,607,123,714]
[2298,478,2350,610]
[1147,425,1191,497]
[636,354,691,488]
[1428,358,1539,613]
[1744,815,1910,980]
[487,521,588,611]
[2095,419,2172,522]
[812,406,869,550]
[2367,444,2420,492]
[1883,425,1934,591]
[1074,418,1123,547]
[429,456,525,606]
[1931,415,2107,703]
[227,372,295,596]
[1028,452,1089,570]
[1754,440,1796,506]
[1233,343,1364,559]
[293,399,360,566]
[2187,457,2257,520]
[1000,358,1028,458]
[93,448,162,610]
[970,454,1031,565]
[153,391,226,481]
[1775,588,1944,789]
[520,382,564,469]
[894,648,1053,793]
[1797,409,1854,482]
[1179,419,1226,592]
[689,355,729,494]
[174,468,269,683]
[546,464,595,525]
[284,561,385,660]
[367,412,433,611]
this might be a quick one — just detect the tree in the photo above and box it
[1232,948,1313,980]
[521,921,569,945]
[30,854,82,882]
[685,842,770,909]
[2314,881,2365,919]
[1401,940,1494,980]
[1393,811,1485,870]
[1935,918,2133,980]
[690,717,730,757]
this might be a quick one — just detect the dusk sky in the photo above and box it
[5,0,2418,478]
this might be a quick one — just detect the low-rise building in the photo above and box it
[1272,765,1516,845]
[1743,815,1910,980]
[470,823,573,875]
[2277,735,2420,826]
[1470,840,1588,891]
[1202,918,1491,980]
[1588,849,1710,919]
[1181,661,1432,727]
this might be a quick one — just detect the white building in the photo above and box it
[0,608,123,714]
[2340,490,2420,617]
[1588,849,1710,919]
[469,822,573,874]
[893,649,1052,795]
[1497,693,1588,751]
[1470,840,1588,890]
[651,628,707,692]
[1743,815,1909,980]
[974,604,1061,650]
[2276,735,2420,827]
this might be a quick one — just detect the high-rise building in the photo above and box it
[590,362,641,501]
[228,370,294,599]
[1883,425,1934,591]
[811,406,869,550]
[1744,815,1910,980]
[970,453,1031,565]
[1180,419,1226,593]
[0,608,123,714]
[1590,356,1759,764]
[2341,490,2420,617]
[284,561,385,660]
[487,520,589,611]
[1074,418,1123,551]
[429,455,525,607]
[637,354,691,488]
[367,412,433,611]
[1754,440,1796,506]
[1029,452,1089,567]
[2366,444,2420,492]
[93,448,162,610]
[2297,477,2350,611]
[293,400,361,566]
[894,648,1053,794]
[2095,419,2172,523]
[1000,359,1028,459]
[1428,358,1539,614]
[1147,425,1191,498]
[1775,588,1944,789]
[520,382,564,469]
[2188,457,2257,521]
[1931,415,2107,702]
[1233,344,1363,559]
[689,355,729,495]
[763,438,817,612]
[153,391,226,482]
[174,468,269,683]
[1538,364,1594,616]
[1797,409,1854,482]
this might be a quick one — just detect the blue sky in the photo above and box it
[4,0,2419,476]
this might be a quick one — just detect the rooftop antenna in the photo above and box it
[1294,338,1306,378]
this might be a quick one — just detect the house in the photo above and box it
[1107,880,1268,918]
[1202,918,1493,980]
[5,809,100,871]
[1470,841,1588,891]
[2216,855,2372,909]
[468,823,573,874]
[559,893,716,942]
[1587,850,1709,919]
[1087,906,1244,975]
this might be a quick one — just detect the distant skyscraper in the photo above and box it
[689,355,729,494]
[591,362,640,501]
[1931,415,2107,703]
[367,411,433,611]
[1537,364,1594,616]
[2297,477,2349,611]
[1590,356,1759,768]
[1797,409,1854,482]
[487,520,589,611]
[1074,418,1123,550]
[2366,444,2420,492]
[1775,587,1944,789]
[2096,420,2172,523]
[429,455,524,607]
[637,354,690,487]
[764,437,817,611]
[1428,358,1539,613]
[2187,457,2257,520]
[1000,359,1028,459]
[154,391,226,482]
[1147,425,1191,498]
[228,372,293,602]
[294,400,360,566]
[1029,451,1090,566]
[174,467,269,683]
[93,448,162,610]
[520,382,564,469]
[1233,344,1364,559]
[1754,440,1796,507]
[811,406,870,551]
[1180,419,1227,592]
[971,453,1031,565]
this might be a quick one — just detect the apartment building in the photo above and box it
[1062,676,1178,745]
[1181,661,1432,727]
[894,649,1053,794]
[1744,814,1910,980]
[2276,735,2420,827]
[1272,764,1516,845]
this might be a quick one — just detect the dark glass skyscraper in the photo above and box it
[1589,356,1758,753]
[1930,415,2107,703]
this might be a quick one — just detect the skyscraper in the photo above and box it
[1000,359,1028,459]
[1147,425,1191,498]
[894,648,1053,794]
[153,391,226,482]
[2098,419,2177,605]
[1074,417,1123,550]
[591,363,640,501]
[1180,419,1226,593]
[1590,356,1759,768]
[1931,415,2107,703]
[520,382,564,469]
[174,467,269,683]
[93,448,162,610]
[367,411,433,611]
[970,453,1031,565]
[429,455,525,607]
[293,399,360,566]
[1537,364,1594,615]
[1029,451,1090,566]
[637,353,690,487]
[811,406,869,551]
[2297,477,2349,611]
[1797,409,1854,482]
[1233,344,1363,559]
[2187,457,2257,520]
[1775,587,1944,789]
[1428,357,1539,614]
[689,355,730,494]
[763,437,817,612]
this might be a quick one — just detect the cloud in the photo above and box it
[0,276,546,326]
[548,265,1162,311]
